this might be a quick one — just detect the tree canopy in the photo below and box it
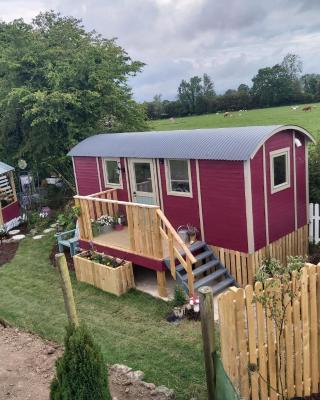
[0,11,147,176]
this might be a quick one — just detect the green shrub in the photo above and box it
[255,256,305,282]
[172,285,187,307]
[50,324,110,400]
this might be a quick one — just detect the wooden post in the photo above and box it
[156,270,167,298]
[199,286,215,400]
[55,253,79,326]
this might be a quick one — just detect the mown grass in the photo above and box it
[151,103,320,138]
[0,235,206,399]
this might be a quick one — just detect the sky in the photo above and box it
[1,0,320,101]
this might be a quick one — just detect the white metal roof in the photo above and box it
[0,161,14,175]
[68,125,315,161]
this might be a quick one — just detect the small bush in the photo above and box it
[172,285,187,307]
[255,256,305,282]
[50,324,110,400]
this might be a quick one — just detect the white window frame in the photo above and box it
[102,157,123,189]
[270,147,290,194]
[165,159,193,198]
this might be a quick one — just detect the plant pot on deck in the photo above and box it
[73,251,135,296]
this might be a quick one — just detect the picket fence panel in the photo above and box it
[218,265,320,400]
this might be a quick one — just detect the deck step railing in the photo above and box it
[75,189,197,294]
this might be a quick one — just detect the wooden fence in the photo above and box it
[212,224,308,286]
[310,203,320,244]
[218,264,320,399]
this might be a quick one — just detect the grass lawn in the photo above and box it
[0,235,206,399]
[151,103,320,138]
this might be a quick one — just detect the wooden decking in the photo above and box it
[93,227,170,258]
[75,189,197,294]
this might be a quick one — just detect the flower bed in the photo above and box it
[73,251,135,296]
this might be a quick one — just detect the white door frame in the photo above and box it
[128,158,159,205]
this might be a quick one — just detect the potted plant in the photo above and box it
[187,224,198,244]
[96,215,114,234]
[114,213,125,231]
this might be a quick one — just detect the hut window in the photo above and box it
[270,148,290,193]
[103,158,123,188]
[166,159,192,197]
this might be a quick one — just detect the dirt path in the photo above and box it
[0,324,62,400]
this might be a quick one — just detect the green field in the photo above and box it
[0,235,206,399]
[151,104,320,139]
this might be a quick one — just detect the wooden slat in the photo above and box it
[293,296,303,396]
[309,265,319,394]
[266,285,277,400]
[126,205,135,251]
[255,281,268,399]
[285,291,294,399]
[301,268,311,395]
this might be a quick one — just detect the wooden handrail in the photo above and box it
[74,194,159,209]
[156,209,197,264]
[88,188,117,198]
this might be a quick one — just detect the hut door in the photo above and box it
[128,159,158,205]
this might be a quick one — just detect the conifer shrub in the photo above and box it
[50,324,110,400]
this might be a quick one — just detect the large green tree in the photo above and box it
[0,11,147,176]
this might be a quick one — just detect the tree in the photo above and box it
[0,11,147,178]
[300,74,320,99]
[178,76,203,114]
[50,324,110,399]
[202,73,216,97]
[281,53,302,80]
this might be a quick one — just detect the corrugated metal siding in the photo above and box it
[199,159,248,252]
[68,125,286,161]
[74,157,101,196]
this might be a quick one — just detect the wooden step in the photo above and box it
[180,259,221,281]
[195,250,213,262]
[194,269,228,289]
[211,278,235,296]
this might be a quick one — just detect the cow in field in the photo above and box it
[302,105,312,112]
[224,112,232,117]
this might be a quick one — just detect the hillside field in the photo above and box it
[151,104,320,138]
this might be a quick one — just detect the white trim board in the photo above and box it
[96,157,102,191]
[72,157,79,194]
[244,160,255,253]
[195,160,205,241]
[292,134,297,230]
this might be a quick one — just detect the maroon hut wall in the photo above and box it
[98,157,130,202]
[2,201,20,223]
[250,148,267,250]
[74,156,101,195]
[266,130,295,243]
[250,130,304,250]
[199,160,248,253]
[158,160,201,233]
[295,133,307,228]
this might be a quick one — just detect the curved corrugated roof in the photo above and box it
[0,161,14,175]
[68,125,315,161]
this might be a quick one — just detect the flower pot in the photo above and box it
[189,233,197,244]
[173,306,184,318]
[115,224,124,231]
[100,224,114,234]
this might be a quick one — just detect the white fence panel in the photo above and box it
[309,203,320,243]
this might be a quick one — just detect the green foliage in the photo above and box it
[309,143,320,203]
[172,285,187,307]
[0,11,147,176]
[255,256,304,283]
[81,250,125,268]
[27,209,54,231]
[50,324,110,400]
[57,205,80,231]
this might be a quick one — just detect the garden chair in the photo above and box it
[56,221,80,257]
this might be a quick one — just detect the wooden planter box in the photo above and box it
[73,251,135,296]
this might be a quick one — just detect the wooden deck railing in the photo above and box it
[157,209,197,294]
[75,189,197,294]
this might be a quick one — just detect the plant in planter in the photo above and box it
[91,215,114,236]
[114,213,126,231]
[82,250,125,268]
[171,285,187,318]
[0,225,8,245]
[187,224,198,244]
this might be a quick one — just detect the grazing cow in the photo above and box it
[224,112,232,117]
[291,106,299,110]
[302,105,312,112]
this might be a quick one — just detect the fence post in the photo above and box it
[55,253,79,327]
[199,286,215,400]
